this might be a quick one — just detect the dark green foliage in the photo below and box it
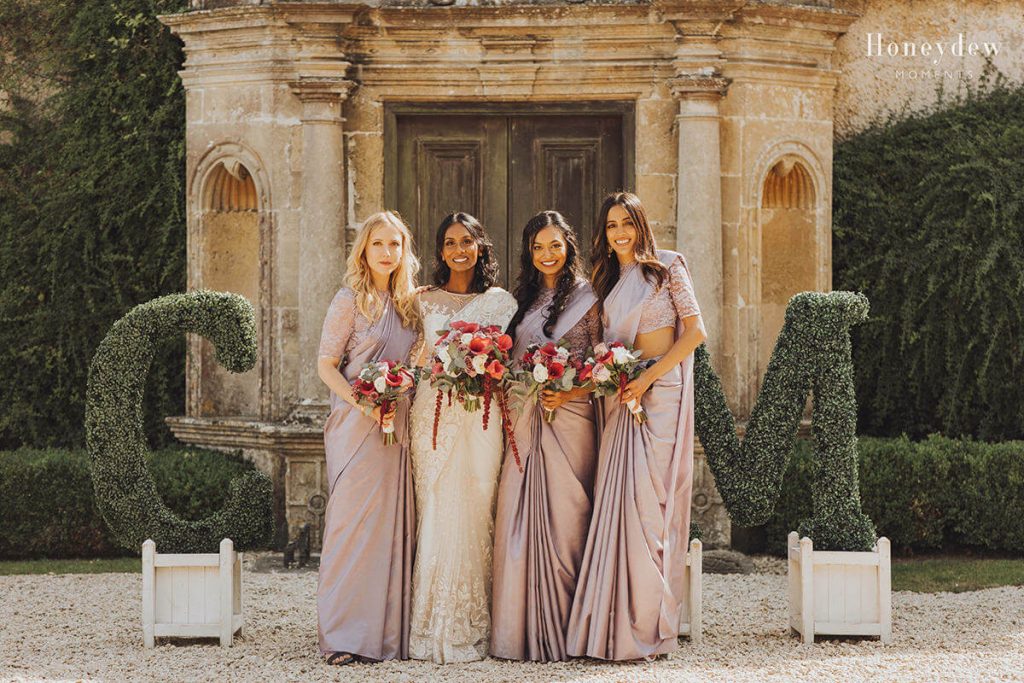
[0,447,258,559]
[833,78,1024,441]
[695,291,877,551]
[86,291,273,553]
[0,0,188,449]
[764,436,1024,555]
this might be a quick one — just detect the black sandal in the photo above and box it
[325,652,356,666]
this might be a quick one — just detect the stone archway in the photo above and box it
[745,141,831,398]
[188,143,274,420]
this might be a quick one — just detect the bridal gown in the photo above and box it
[408,286,518,663]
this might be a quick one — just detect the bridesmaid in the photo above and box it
[316,210,421,665]
[491,211,601,662]
[566,192,707,661]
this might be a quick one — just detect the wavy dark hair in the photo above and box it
[430,211,499,293]
[507,210,583,341]
[591,192,666,308]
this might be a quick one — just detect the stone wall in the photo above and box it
[834,0,1024,137]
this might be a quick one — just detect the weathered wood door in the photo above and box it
[391,111,625,285]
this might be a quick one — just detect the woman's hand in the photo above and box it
[540,388,574,411]
[621,371,654,406]
[369,404,397,426]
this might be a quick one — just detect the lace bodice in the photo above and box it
[526,287,602,353]
[623,255,701,334]
[318,287,383,358]
[415,287,519,362]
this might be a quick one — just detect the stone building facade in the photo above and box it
[161,0,861,549]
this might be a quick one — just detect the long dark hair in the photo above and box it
[591,192,666,306]
[430,211,499,293]
[507,210,583,340]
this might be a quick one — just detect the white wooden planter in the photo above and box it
[677,538,703,644]
[141,538,244,648]
[787,532,892,644]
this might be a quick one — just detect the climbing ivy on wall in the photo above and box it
[0,0,188,449]
[833,76,1024,441]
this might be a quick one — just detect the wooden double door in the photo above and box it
[389,110,629,285]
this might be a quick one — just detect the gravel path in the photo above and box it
[2,570,1022,682]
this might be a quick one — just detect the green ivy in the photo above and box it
[0,0,188,449]
[86,291,273,553]
[695,291,877,552]
[833,76,1024,441]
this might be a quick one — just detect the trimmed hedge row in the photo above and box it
[695,291,876,551]
[764,435,1024,555]
[0,447,259,560]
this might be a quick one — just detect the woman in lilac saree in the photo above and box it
[315,211,421,665]
[567,192,707,661]
[491,211,601,662]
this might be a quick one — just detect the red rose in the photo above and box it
[486,360,505,380]
[598,351,614,363]
[461,322,480,334]
[539,342,558,357]
[578,365,593,382]
[358,383,377,397]
[468,336,493,354]
[385,372,403,387]
[496,334,513,352]
[548,362,565,380]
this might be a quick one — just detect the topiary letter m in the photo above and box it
[695,291,877,552]
[86,291,274,554]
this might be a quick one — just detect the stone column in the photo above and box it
[290,78,357,408]
[672,73,731,548]
[671,74,729,365]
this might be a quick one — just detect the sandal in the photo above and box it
[325,651,356,666]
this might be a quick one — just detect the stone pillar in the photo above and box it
[289,78,357,409]
[671,74,729,365]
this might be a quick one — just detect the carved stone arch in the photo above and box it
[187,141,275,420]
[742,140,831,403]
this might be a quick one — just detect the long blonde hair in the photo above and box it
[345,210,420,329]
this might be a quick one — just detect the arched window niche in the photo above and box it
[189,145,271,419]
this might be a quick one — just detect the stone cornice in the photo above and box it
[670,74,731,98]
[289,77,358,103]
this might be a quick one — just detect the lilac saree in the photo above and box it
[490,279,600,662]
[316,288,418,660]
[566,251,698,661]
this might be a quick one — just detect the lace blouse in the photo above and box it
[318,287,384,359]
[526,287,602,353]
[624,255,701,334]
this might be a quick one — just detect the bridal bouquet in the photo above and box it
[429,321,521,469]
[351,360,417,445]
[586,341,650,424]
[516,340,588,423]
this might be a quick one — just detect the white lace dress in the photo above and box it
[408,286,518,663]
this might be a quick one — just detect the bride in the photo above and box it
[408,211,518,663]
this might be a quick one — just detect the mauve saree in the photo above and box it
[490,279,600,662]
[317,292,417,660]
[566,251,697,661]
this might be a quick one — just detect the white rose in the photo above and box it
[472,354,488,375]
[593,364,612,383]
[373,376,387,393]
[460,333,474,345]
[611,345,632,364]
[532,364,549,383]
[593,343,609,357]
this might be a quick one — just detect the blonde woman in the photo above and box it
[316,211,421,665]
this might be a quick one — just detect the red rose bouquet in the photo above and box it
[428,321,521,469]
[516,340,589,423]
[585,341,649,424]
[351,360,417,445]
